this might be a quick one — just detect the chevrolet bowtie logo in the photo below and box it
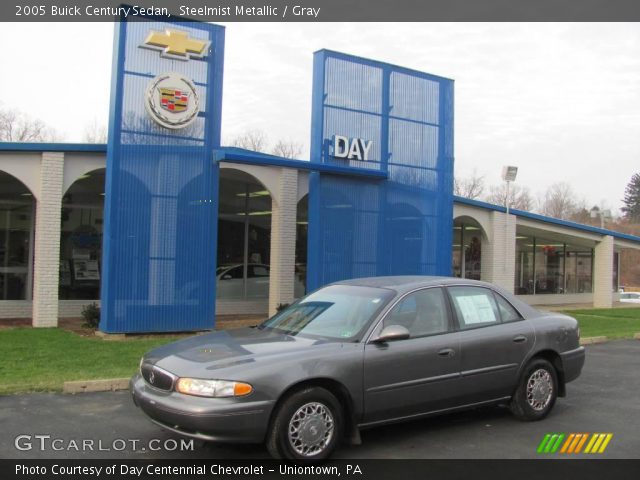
[141,29,210,61]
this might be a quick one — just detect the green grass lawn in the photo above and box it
[562,307,640,340]
[0,328,180,395]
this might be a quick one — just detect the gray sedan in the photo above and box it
[130,276,585,460]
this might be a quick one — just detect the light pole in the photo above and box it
[502,166,519,214]
[590,206,612,229]
[501,166,518,273]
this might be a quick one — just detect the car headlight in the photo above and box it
[175,378,253,398]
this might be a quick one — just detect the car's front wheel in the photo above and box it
[510,358,558,421]
[266,387,343,461]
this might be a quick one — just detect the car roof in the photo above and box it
[332,275,495,293]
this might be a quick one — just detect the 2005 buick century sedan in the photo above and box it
[131,276,585,460]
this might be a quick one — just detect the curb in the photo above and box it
[63,378,130,394]
[580,336,608,345]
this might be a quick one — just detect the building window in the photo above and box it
[59,169,105,300]
[515,234,535,294]
[515,232,594,295]
[296,195,308,297]
[217,169,272,300]
[534,237,565,294]
[0,171,34,300]
[565,245,593,294]
[452,220,482,280]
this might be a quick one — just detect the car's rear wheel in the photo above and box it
[510,358,558,421]
[266,387,343,461]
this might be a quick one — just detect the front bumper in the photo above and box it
[560,346,586,383]
[130,373,275,444]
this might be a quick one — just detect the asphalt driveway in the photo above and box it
[1,340,638,459]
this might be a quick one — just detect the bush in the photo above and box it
[276,303,290,312]
[81,302,100,329]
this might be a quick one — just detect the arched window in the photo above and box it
[217,169,272,300]
[59,169,105,300]
[0,171,34,300]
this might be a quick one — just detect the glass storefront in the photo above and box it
[217,170,271,300]
[296,195,308,296]
[0,172,34,300]
[452,220,482,280]
[515,233,593,295]
[59,169,105,300]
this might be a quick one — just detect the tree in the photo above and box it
[538,182,580,220]
[0,105,61,142]
[83,119,107,143]
[485,183,535,211]
[230,129,268,152]
[621,173,640,223]
[454,170,485,199]
[271,139,303,159]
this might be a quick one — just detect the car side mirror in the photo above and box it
[371,324,410,343]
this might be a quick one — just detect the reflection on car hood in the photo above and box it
[145,327,337,377]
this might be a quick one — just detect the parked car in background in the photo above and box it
[619,292,640,304]
[216,263,305,299]
[131,276,585,460]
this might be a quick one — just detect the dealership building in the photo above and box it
[1,18,639,332]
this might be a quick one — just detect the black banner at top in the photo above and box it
[3,0,640,22]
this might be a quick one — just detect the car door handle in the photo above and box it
[437,348,456,357]
[513,335,527,343]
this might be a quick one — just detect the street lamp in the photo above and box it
[590,206,612,229]
[501,166,518,215]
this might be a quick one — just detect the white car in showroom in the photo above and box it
[619,292,640,304]
[216,264,305,299]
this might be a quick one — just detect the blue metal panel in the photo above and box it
[308,50,454,291]
[100,17,224,333]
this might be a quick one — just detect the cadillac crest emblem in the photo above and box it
[145,72,199,129]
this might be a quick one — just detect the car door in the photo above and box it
[362,287,463,424]
[447,286,534,404]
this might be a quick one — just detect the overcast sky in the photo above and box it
[1,23,639,212]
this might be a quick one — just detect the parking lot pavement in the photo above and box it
[1,340,638,460]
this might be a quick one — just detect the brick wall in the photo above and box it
[268,168,298,316]
[32,152,64,327]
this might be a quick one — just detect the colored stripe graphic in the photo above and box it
[538,433,613,454]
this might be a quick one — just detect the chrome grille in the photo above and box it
[141,363,175,391]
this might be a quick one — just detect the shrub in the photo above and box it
[276,303,290,312]
[81,302,100,329]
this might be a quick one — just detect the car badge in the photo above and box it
[140,29,210,61]
[145,72,200,129]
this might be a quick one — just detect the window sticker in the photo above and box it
[456,294,496,324]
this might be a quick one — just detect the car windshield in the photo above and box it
[259,284,395,340]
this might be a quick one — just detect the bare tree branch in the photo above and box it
[230,129,268,152]
[83,119,108,143]
[0,105,61,142]
[271,139,303,159]
[485,183,535,211]
[538,182,580,220]
[454,170,485,199]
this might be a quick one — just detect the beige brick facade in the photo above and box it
[268,168,299,316]
[32,152,64,327]
[593,235,614,308]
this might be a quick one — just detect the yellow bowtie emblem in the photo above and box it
[141,29,210,61]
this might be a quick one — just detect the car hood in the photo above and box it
[144,327,341,378]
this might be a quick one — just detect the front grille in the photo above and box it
[141,363,175,391]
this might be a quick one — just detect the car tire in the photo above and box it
[510,358,558,421]
[266,387,343,461]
